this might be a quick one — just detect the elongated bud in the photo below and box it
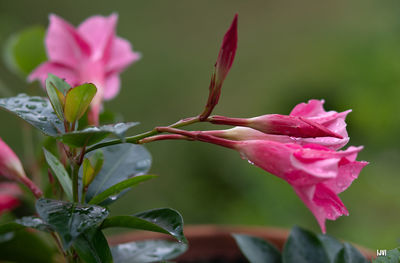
[200,14,238,120]
[208,114,343,139]
[0,138,43,198]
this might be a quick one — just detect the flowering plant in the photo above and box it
[0,13,372,263]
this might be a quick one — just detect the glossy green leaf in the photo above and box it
[83,158,96,188]
[318,233,345,262]
[15,216,51,232]
[36,198,109,249]
[111,240,187,263]
[3,26,46,76]
[101,208,186,243]
[282,226,330,263]
[334,243,368,263]
[373,248,400,263]
[0,228,55,263]
[46,75,68,120]
[43,148,73,201]
[0,94,65,136]
[58,122,138,148]
[88,175,156,205]
[64,83,97,123]
[81,144,152,205]
[46,73,72,95]
[73,229,113,263]
[233,233,281,263]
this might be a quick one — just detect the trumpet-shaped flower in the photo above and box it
[155,127,367,233]
[28,14,141,125]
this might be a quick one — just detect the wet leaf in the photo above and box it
[81,144,151,205]
[0,94,65,136]
[88,175,156,205]
[111,240,187,263]
[101,208,186,243]
[36,198,108,249]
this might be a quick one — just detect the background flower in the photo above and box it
[28,14,141,125]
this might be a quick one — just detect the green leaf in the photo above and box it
[88,175,156,205]
[58,122,138,148]
[43,148,73,201]
[233,233,281,263]
[3,26,46,76]
[282,226,330,263]
[373,248,400,263]
[0,94,65,136]
[101,208,186,243]
[64,83,97,123]
[0,228,55,263]
[318,233,345,263]
[81,144,152,205]
[46,75,67,120]
[0,222,25,235]
[111,240,187,263]
[83,158,96,188]
[15,216,52,232]
[36,198,109,249]
[46,73,72,95]
[334,243,368,263]
[73,229,113,263]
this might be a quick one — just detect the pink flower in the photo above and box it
[0,182,22,216]
[200,14,238,120]
[28,14,141,125]
[206,100,351,150]
[0,138,42,198]
[154,127,367,233]
[208,114,343,139]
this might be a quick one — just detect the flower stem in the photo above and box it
[85,116,200,153]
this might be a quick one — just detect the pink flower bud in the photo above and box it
[0,138,27,181]
[200,14,238,120]
[0,182,22,216]
[0,138,42,198]
[209,114,343,139]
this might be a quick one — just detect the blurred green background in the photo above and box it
[0,0,399,250]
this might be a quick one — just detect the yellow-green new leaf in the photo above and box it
[64,83,97,124]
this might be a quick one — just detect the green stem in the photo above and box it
[86,116,200,153]
[71,162,80,203]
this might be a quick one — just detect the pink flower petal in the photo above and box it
[78,14,118,61]
[46,14,91,68]
[28,62,79,88]
[105,37,141,74]
[103,74,120,100]
[294,183,348,233]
